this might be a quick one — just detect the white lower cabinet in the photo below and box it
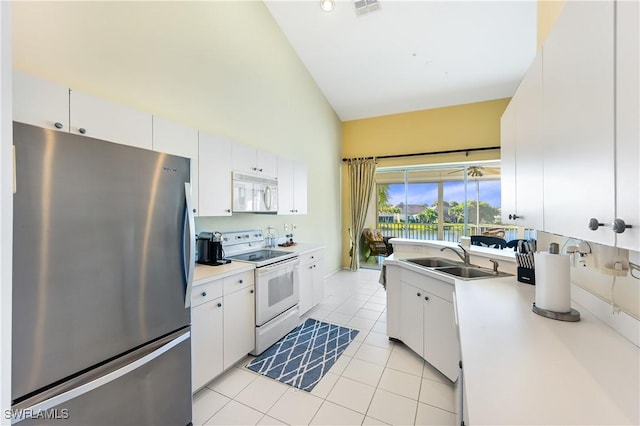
[191,270,255,392]
[223,281,255,370]
[388,266,459,382]
[298,248,325,315]
[191,280,224,393]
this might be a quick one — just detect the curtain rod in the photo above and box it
[341,146,500,162]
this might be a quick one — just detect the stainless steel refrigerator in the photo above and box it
[11,122,195,425]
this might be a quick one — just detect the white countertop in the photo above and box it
[455,276,639,425]
[193,243,323,284]
[194,261,255,284]
[273,242,324,255]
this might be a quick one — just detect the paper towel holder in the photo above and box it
[532,303,581,322]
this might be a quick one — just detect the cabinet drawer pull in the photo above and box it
[588,218,604,230]
[78,127,87,134]
[309,266,313,269]
[201,291,207,297]
[54,122,64,129]
[217,302,222,308]
[425,296,429,301]
[417,292,421,297]
[612,218,633,234]
[239,279,243,284]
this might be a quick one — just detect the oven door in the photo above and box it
[255,257,299,326]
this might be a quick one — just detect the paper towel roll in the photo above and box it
[534,251,571,313]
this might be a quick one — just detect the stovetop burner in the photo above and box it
[226,249,291,263]
[220,230,298,267]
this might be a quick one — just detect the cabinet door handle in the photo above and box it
[424,296,429,301]
[508,214,520,220]
[239,279,243,284]
[612,218,633,234]
[201,291,207,297]
[417,292,421,297]
[78,127,87,135]
[250,289,254,294]
[259,168,263,172]
[54,122,64,129]
[309,266,313,269]
[588,218,604,230]
[217,302,222,308]
[226,209,231,213]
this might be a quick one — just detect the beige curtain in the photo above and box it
[347,158,377,270]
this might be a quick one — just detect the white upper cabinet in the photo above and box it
[13,71,153,150]
[231,142,278,177]
[500,95,517,225]
[542,0,615,245]
[292,161,308,215]
[152,116,199,215]
[69,90,153,150]
[277,156,308,215]
[502,55,545,231]
[13,70,69,131]
[614,0,639,251]
[198,131,233,217]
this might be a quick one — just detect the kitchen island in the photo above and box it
[384,252,639,425]
[455,276,639,425]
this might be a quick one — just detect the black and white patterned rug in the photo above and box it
[246,318,359,392]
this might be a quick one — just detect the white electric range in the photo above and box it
[222,230,300,355]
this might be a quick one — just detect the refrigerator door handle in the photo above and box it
[12,330,190,423]
[184,182,195,308]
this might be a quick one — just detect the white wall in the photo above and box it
[11,1,343,273]
[538,232,640,321]
[0,1,12,421]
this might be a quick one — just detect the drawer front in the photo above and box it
[191,279,223,307]
[401,268,454,302]
[300,249,323,265]
[223,270,255,295]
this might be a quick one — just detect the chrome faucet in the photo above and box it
[440,245,470,266]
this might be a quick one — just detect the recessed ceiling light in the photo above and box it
[320,0,335,12]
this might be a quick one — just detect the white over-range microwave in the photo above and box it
[232,171,278,214]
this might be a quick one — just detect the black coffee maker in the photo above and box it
[196,232,228,265]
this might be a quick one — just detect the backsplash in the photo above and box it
[537,231,640,321]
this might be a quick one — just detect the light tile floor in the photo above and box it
[193,269,456,426]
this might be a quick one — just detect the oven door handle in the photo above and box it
[257,257,299,274]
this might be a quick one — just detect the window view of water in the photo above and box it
[375,163,535,244]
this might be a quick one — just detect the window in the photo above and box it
[375,161,532,242]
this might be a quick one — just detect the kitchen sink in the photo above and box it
[400,257,513,280]
[434,266,498,279]
[405,257,461,268]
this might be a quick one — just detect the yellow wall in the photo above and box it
[537,1,568,50]
[340,99,509,267]
[343,98,509,161]
[11,1,344,273]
